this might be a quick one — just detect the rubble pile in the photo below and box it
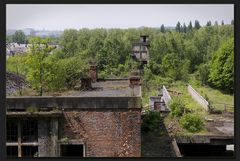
[6,71,28,95]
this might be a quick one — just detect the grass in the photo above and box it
[164,114,208,136]
[189,76,234,112]
[168,81,208,115]
[165,81,211,134]
[8,87,36,96]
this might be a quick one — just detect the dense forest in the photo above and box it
[6,21,234,96]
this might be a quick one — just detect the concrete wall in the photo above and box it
[162,85,172,108]
[38,118,50,157]
[6,96,141,110]
[187,85,209,111]
[149,96,161,111]
[59,109,141,157]
[6,96,141,157]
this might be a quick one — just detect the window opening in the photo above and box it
[60,144,84,157]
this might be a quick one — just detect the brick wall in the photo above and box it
[60,109,141,157]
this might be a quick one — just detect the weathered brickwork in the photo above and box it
[60,109,141,157]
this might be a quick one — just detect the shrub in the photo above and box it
[179,113,204,133]
[168,97,185,118]
[141,111,161,133]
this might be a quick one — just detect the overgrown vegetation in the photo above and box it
[141,111,162,133]
[166,82,208,133]
[7,22,234,97]
[179,113,204,133]
[168,97,185,118]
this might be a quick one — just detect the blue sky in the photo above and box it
[7,4,234,30]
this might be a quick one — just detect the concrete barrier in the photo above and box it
[187,85,209,111]
[162,85,172,108]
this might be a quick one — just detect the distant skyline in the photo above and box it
[7,4,234,30]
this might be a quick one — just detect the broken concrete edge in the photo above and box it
[6,111,63,117]
[171,138,182,157]
[6,96,142,110]
[97,78,129,81]
[174,134,234,145]
[58,139,85,145]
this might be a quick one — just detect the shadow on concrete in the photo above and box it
[141,113,179,157]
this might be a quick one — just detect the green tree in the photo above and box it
[188,21,193,31]
[208,38,234,92]
[182,23,187,33]
[26,37,55,95]
[169,97,185,118]
[160,24,166,33]
[197,63,209,85]
[60,54,89,88]
[150,33,168,65]
[141,111,161,133]
[175,22,181,32]
[87,28,107,58]
[206,21,212,26]
[184,40,200,72]
[6,35,12,43]
[12,30,26,44]
[97,30,125,74]
[194,20,201,29]
[179,113,204,133]
[60,29,78,57]
[77,28,92,52]
[162,53,189,81]
[221,20,224,25]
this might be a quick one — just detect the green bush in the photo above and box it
[169,97,185,118]
[141,111,161,133]
[179,113,204,133]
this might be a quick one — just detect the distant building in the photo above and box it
[6,29,17,36]
[6,43,28,57]
[7,29,63,37]
[22,28,35,36]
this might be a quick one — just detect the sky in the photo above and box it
[6,4,234,30]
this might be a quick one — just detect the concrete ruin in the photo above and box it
[131,35,150,64]
[6,76,142,157]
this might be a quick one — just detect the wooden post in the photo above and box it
[17,121,21,157]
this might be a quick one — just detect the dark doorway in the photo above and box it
[7,119,18,142]
[178,143,231,157]
[22,146,38,157]
[60,145,84,157]
[7,146,18,157]
[21,119,38,142]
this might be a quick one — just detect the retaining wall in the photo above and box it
[187,85,209,111]
[162,85,172,108]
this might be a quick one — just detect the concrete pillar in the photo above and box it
[17,121,21,157]
[38,118,49,157]
[50,118,58,157]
